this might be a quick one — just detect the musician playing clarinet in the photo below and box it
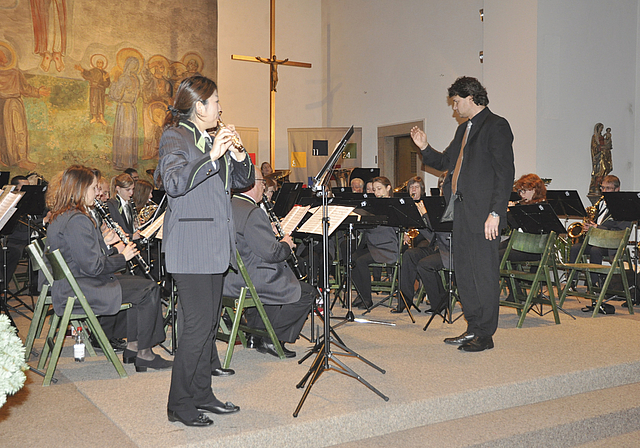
[157,76,253,427]
[223,170,315,359]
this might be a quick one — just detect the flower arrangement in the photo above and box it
[0,314,27,407]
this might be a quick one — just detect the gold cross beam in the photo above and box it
[231,0,312,168]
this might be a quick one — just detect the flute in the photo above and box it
[214,112,245,153]
[93,199,151,275]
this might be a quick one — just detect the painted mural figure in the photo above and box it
[110,57,140,170]
[30,0,68,72]
[141,56,172,160]
[75,55,111,125]
[0,43,50,170]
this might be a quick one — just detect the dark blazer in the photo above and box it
[106,196,134,236]
[361,225,399,264]
[46,210,126,316]
[156,119,254,274]
[421,107,515,233]
[223,194,300,305]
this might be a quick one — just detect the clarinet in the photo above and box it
[260,194,306,280]
[93,199,152,276]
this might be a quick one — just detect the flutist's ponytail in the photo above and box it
[163,76,217,129]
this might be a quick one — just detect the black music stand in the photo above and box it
[357,197,427,321]
[507,203,567,235]
[603,192,640,305]
[547,190,587,219]
[420,196,460,330]
[272,182,303,218]
[0,189,25,327]
[294,126,388,418]
[349,168,379,184]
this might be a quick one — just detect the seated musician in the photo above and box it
[352,176,400,310]
[500,173,547,301]
[394,176,441,314]
[106,173,139,241]
[132,180,154,214]
[264,177,277,203]
[569,175,632,287]
[350,177,364,193]
[223,170,315,358]
[45,165,170,371]
[365,179,375,194]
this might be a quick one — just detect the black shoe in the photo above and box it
[246,334,261,349]
[256,339,296,358]
[211,368,235,377]
[122,348,137,364]
[196,401,240,415]
[135,354,173,372]
[444,331,475,345]
[390,307,405,314]
[91,336,126,353]
[167,409,213,427]
[458,335,494,352]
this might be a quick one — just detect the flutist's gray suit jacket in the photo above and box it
[157,120,254,274]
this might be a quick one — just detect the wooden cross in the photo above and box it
[231,0,312,168]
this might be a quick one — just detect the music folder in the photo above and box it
[603,191,640,222]
[546,190,587,218]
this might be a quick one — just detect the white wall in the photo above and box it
[537,0,638,198]
[218,0,323,169]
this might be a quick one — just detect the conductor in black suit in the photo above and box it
[411,76,514,352]
[224,170,315,358]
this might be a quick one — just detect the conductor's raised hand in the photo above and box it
[410,126,428,150]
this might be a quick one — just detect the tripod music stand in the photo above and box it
[293,126,388,418]
[420,196,461,330]
[602,191,640,305]
[0,188,25,327]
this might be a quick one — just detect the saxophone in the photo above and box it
[567,196,604,240]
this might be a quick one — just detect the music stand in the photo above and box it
[420,196,460,329]
[603,191,640,304]
[272,182,303,218]
[294,126,388,418]
[546,190,587,219]
[507,203,567,235]
[0,188,25,327]
[357,197,427,320]
[349,168,379,185]
[0,172,9,188]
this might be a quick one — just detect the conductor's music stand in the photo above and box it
[603,191,640,305]
[294,126,388,418]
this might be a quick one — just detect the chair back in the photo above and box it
[236,250,260,301]
[26,241,54,286]
[585,227,629,250]
[45,249,84,301]
[510,231,551,255]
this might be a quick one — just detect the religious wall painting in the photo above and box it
[30,0,68,73]
[74,54,110,125]
[0,41,50,170]
[141,54,172,160]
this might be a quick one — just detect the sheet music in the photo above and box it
[280,205,310,235]
[298,205,355,236]
[0,191,23,232]
[139,212,164,240]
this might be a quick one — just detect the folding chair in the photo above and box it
[499,231,560,328]
[40,249,129,386]
[559,227,633,317]
[217,251,285,368]
[366,229,404,312]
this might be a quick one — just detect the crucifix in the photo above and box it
[231,0,312,168]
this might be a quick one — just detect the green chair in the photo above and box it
[499,231,560,328]
[366,230,404,312]
[559,227,633,317]
[217,251,285,368]
[39,249,129,386]
[23,241,53,363]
